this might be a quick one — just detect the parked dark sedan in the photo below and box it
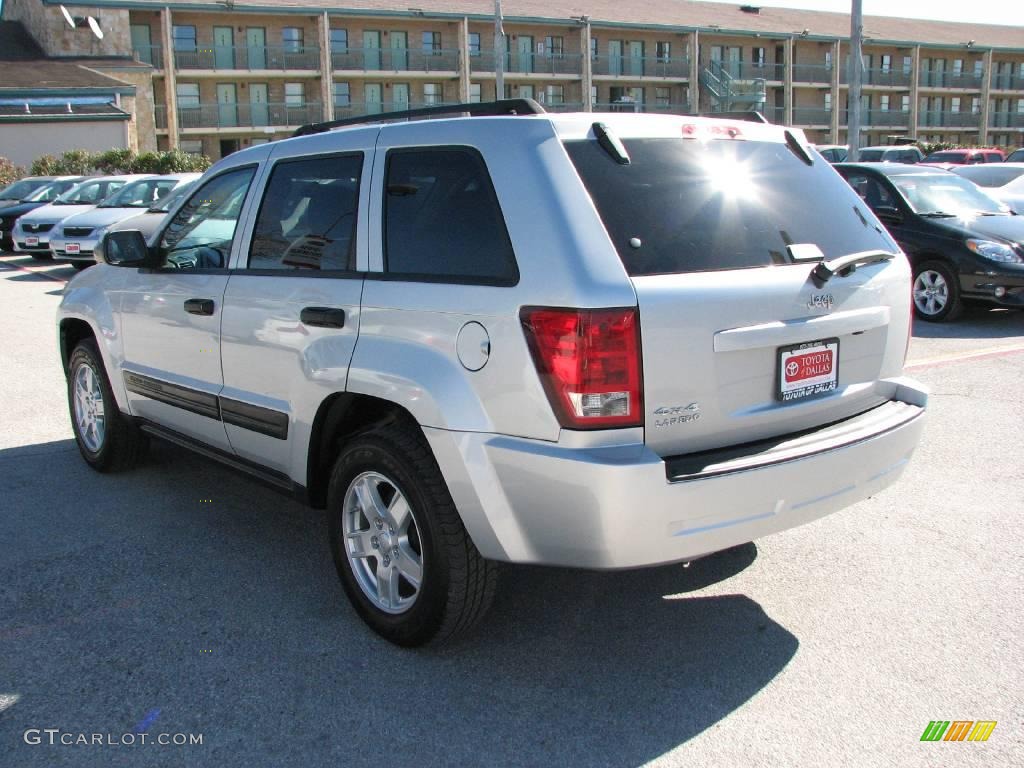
[0,177,85,251]
[834,163,1024,321]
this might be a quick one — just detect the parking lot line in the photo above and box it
[0,259,68,283]
[906,343,1024,371]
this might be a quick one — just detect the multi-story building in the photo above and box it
[3,0,1023,160]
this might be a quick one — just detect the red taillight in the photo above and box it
[521,307,643,430]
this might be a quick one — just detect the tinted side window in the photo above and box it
[844,173,896,209]
[383,147,518,284]
[248,154,362,271]
[160,167,255,269]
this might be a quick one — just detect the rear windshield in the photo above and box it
[924,151,966,163]
[857,149,884,161]
[565,137,897,276]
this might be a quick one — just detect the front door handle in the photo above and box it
[184,298,215,316]
[300,306,346,329]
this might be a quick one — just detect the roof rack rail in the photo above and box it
[293,98,546,137]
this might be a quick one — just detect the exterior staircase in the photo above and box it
[700,60,766,113]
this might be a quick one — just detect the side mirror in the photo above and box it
[873,205,903,225]
[99,230,157,268]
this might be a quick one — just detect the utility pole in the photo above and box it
[848,0,864,159]
[494,0,505,100]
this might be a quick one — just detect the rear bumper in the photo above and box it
[427,378,927,569]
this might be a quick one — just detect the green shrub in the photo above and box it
[93,148,135,174]
[29,154,60,175]
[0,157,24,188]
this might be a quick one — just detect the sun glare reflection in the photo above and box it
[0,694,20,713]
[703,154,756,201]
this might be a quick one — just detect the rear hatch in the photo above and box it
[563,118,911,457]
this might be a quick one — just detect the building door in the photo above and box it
[932,59,946,88]
[608,40,623,76]
[389,31,407,70]
[217,83,237,127]
[214,26,234,69]
[363,31,381,71]
[365,82,382,114]
[519,84,534,100]
[516,36,533,73]
[130,24,153,65]
[727,47,742,78]
[249,83,268,126]
[219,139,239,157]
[392,83,409,111]
[246,28,266,69]
[628,41,644,77]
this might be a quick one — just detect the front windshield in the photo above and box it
[149,181,195,213]
[891,173,1009,215]
[25,181,74,202]
[100,178,181,208]
[54,179,125,206]
[1,179,47,200]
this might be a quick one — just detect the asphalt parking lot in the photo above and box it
[0,252,1021,768]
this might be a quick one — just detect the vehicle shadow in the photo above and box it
[912,306,1024,340]
[0,438,797,768]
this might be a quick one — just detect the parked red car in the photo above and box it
[923,148,1006,165]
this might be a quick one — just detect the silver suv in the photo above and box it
[57,101,927,646]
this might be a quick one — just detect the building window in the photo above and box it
[974,60,984,78]
[1018,99,1024,113]
[591,85,597,105]
[952,59,963,77]
[333,82,351,107]
[545,84,565,105]
[753,47,766,67]
[330,29,348,52]
[422,31,441,53]
[423,83,441,104]
[468,32,480,56]
[824,92,832,111]
[901,95,910,111]
[950,96,961,113]
[591,38,598,60]
[285,82,305,106]
[172,25,196,51]
[176,83,200,108]
[469,83,481,103]
[545,36,564,57]
[878,54,890,73]
[282,28,304,53]
[880,94,890,111]
[971,97,981,114]
[824,50,832,69]
[655,87,671,107]
[627,86,644,105]
[656,42,672,62]
[179,139,204,155]
[902,56,912,74]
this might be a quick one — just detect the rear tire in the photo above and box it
[327,420,498,646]
[67,339,148,472]
[912,260,962,322]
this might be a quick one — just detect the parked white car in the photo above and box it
[0,175,82,210]
[53,174,200,269]
[105,179,199,241]
[13,175,151,258]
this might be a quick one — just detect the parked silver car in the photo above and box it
[53,173,200,269]
[58,103,927,645]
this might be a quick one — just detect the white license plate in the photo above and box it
[778,338,839,402]
[66,243,80,254]
[25,236,39,247]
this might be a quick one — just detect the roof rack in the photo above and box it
[293,98,546,137]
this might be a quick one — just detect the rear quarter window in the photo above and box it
[565,136,897,276]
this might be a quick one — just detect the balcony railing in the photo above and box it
[990,73,1024,91]
[469,51,583,76]
[861,109,911,127]
[917,111,981,128]
[172,45,320,71]
[989,112,1024,128]
[332,48,459,72]
[792,64,834,84]
[791,107,833,125]
[156,102,323,130]
[132,44,164,69]
[592,101,690,114]
[697,61,782,81]
[761,106,786,124]
[331,100,457,117]
[841,67,912,87]
[918,71,984,89]
[591,55,690,78]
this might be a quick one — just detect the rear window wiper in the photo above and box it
[810,250,897,287]
[918,211,956,218]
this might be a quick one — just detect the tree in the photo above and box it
[0,157,25,188]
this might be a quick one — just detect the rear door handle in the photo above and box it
[184,298,215,316]
[300,307,346,329]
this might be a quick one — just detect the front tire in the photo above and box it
[327,421,497,646]
[912,260,962,322]
[29,252,52,261]
[67,339,147,472]
[71,261,93,271]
